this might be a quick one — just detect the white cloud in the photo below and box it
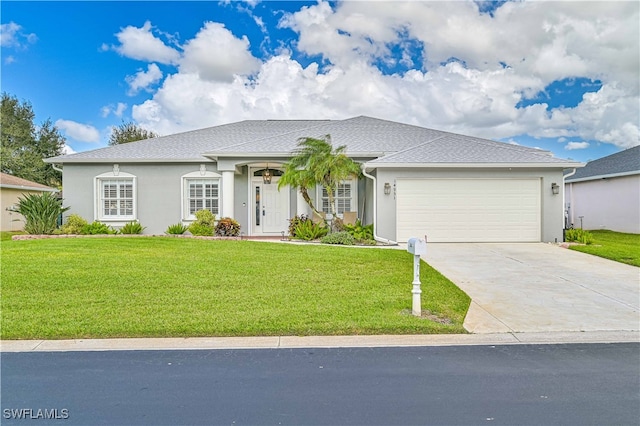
[62,144,76,155]
[180,22,261,82]
[126,63,163,95]
[219,0,261,7]
[0,22,20,46]
[1,22,37,48]
[113,21,180,64]
[115,102,127,117]
[101,102,128,118]
[55,120,100,143]
[565,141,590,150]
[128,1,638,151]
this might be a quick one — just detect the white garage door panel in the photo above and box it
[396,179,541,243]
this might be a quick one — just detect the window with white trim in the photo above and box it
[186,179,219,217]
[102,179,134,217]
[181,169,222,220]
[320,180,357,215]
[95,171,137,221]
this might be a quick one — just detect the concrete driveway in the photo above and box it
[423,244,639,334]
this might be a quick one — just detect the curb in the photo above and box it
[2,331,638,353]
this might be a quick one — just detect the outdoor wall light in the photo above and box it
[384,182,391,195]
[551,182,560,195]
[263,165,272,184]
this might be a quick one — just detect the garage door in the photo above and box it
[396,179,541,243]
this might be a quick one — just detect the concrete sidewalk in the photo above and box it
[2,331,638,352]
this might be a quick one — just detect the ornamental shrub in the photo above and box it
[120,221,145,234]
[166,223,189,235]
[321,231,355,245]
[188,210,215,236]
[194,209,215,226]
[288,214,311,237]
[293,219,328,241]
[344,219,374,243]
[215,217,241,236]
[81,221,116,235]
[61,214,88,234]
[565,228,594,245]
[16,192,69,235]
[188,223,213,236]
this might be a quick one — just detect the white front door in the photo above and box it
[252,177,290,235]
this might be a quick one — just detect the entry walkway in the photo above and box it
[423,243,640,333]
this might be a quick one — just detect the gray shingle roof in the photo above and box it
[365,133,572,165]
[565,145,640,181]
[47,120,331,162]
[205,116,445,156]
[46,116,582,167]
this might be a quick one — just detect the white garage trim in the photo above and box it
[396,178,541,243]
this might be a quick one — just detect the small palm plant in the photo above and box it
[16,192,69,235]
[120,221,145,234]
[166,223,189,235]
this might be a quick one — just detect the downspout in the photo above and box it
[52,163,63,173]
[563,168,577,235]
[362,164,398,245]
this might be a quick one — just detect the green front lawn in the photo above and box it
[1,237,470,339]
[569,230,640,267]
[1,231,24,242]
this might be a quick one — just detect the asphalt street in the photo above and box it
[2,343,639,425]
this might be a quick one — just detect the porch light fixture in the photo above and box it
[263,165,272,185]
[551,182,560,195]
[384,182,391,195]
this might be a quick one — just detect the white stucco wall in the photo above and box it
[60,162,367,236]
[565,174,640,234]
[61,162,571,241]
[62,163,220,234]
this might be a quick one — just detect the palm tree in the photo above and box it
[278,159,324,221]
[279,135,361,228]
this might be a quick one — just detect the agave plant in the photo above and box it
[120,221,145,234]
[16,192,69,235]
[166,223,189,235]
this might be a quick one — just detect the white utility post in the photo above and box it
[406,237,427,316]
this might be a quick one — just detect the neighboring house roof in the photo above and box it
[0,173,58,192]
[46,116,582,168]
[565,145,640,182]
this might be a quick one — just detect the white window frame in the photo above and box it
[318,178,358,218]
[94,171,137,222]
[181,171,222,221]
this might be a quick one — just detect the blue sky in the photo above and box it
[2,1,638,162]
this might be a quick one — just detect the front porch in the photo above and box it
[217,161,371,237]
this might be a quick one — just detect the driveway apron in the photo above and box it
[423,243,640,333]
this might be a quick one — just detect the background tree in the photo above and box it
[108,121,158,145]
[279,135,361,229]
[1,93,66,187]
